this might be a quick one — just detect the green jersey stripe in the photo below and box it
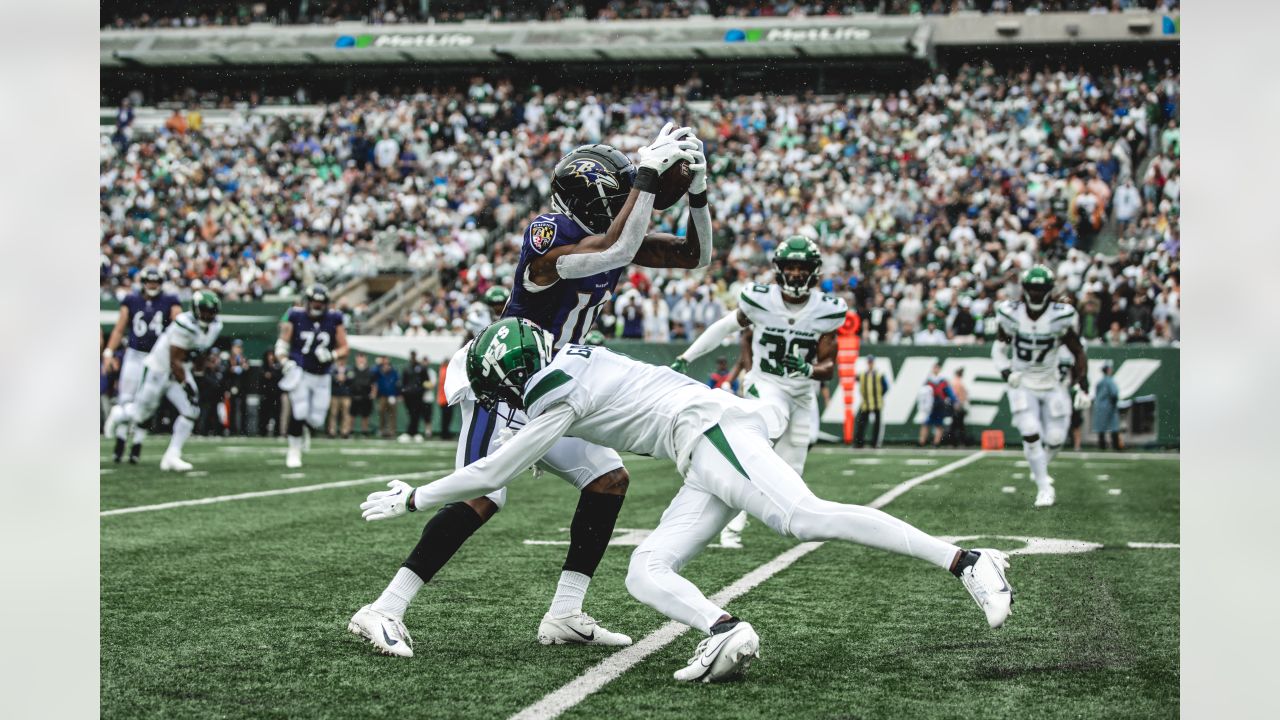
[704,424,749,479]
[739,293,766,311]
[524,370,573,408]
[173,319,198,334]
[817,311,847,321]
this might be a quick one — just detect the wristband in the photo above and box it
[406,489,417,512]
[688,191,707,209]
[633,167,659,194]
[103,348,115,359]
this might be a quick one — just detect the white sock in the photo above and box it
[371,567,424,619]
[168,416,194,457]
[549,571,591,617]
[288,435,303,452]
[115,418,130,441]
[723,511,748,534]
[1024,440,1049,489]
[132,426,148,445]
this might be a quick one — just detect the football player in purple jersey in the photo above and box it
[349,123,715,656]
[276,284,349,468]
[102,266,182,464]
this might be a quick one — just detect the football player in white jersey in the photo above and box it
[463,286,511,341]
[359,318,1014,683]
[992,266,1091,507]
[670,237,847,547]
[104,291,223,472]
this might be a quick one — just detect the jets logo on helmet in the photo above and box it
[305,283,331,318]
[466,318,554,414]
[549,145,637,235]
[191,290,221,330]
[773,236,822,298]
[1020,265,1055,314]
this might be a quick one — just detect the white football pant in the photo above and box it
[626,410,960,634]
[289,371,333,430]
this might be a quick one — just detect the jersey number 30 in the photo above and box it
[759,331,817,376]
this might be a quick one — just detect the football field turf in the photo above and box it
[101,437,1179,719]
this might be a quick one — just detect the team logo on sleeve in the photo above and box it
[529,220,558,254]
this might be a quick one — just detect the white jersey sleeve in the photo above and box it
[443,344,473,405]
[409,403,577,509]
[167,312,202,350]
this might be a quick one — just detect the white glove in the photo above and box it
[637,122,699,175]
[687,143,708,195]
[314,346,332,363]
[282,358,299,375]
[361,480,415,521]
[1006,371,1023,389]
[1074,389,1093,411]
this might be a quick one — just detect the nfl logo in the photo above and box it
[530,221,557,254]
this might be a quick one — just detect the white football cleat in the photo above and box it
[397,433,411,444]
[348,605,414,658]
[1034,485,1056,507]
[159,452,193,472]
[719,512,748,549]
[285,447,302,469]
[103,405,125,440]
[674,620,760,683]
[959,549,1013,629]
[538,611,632,646]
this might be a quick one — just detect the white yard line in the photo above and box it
[100,468,450,517]
[509,450,987,720]
[1127,541,1180,549]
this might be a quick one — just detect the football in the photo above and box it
[653,159,693,210]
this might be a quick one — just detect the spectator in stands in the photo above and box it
[918,363,955,448]
[855,355,888,449]
[707,357,738,394]
[197,352,228,436]
[914,319,947,346]
[947,367,970,447]
[1093,363,1124,451]
[399,351,432,442]
[349,353,376,437]
[329,363,353,439]
[258,350,282,437]
[226,340,250,436]
[373,356,401,439]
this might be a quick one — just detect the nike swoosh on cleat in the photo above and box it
[381,625,399,646]
[567,627,595,642]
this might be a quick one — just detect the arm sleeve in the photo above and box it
[680,312,742,362]
[169,320,198,350]
[409,403,577,509]
[991,338,1012,373]
[688,196,712,269]
[554,191,656,279]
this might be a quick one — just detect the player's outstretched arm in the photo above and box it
[103,306,130,371]
[528,124,697,286]
[633,145,713,270]
[360,403,578,521]
[673,309,751,371]
[991,327,1016,384]
[1062,329,1089,393]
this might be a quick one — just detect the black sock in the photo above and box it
[113,437,126,461]
[710,616,742,635]
[950,549,979,577]
[129,443,142,460]
[563,491,626,576]
[287,417,304,437]
[402,502,488,583]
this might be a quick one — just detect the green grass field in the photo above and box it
[101,437,1179,719]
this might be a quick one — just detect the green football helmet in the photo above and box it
[191,289,221,329]
[483,285,511,311]
[773,236,822,298]
[466,317,554,412]
[583,329,606,346]
[1020,265,1055,313]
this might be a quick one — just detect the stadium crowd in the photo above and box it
[102,61,1179,346]
[102,0,1180,30]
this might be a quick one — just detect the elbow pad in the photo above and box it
[274,338,289,360]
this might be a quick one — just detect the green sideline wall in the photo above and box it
[101,302,1178,446]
